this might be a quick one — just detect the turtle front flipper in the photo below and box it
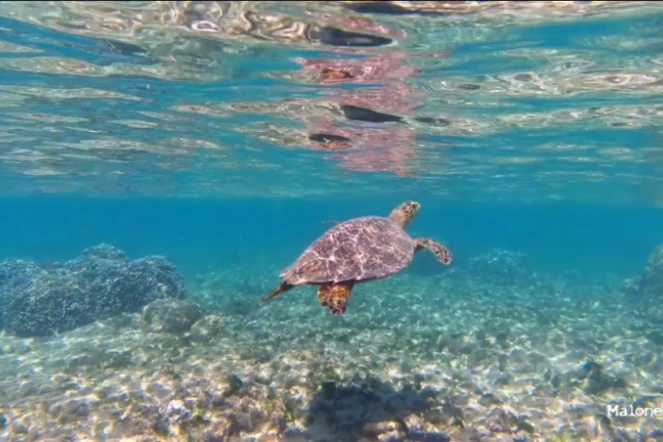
[414,237,452,265]
[317,282,354,315]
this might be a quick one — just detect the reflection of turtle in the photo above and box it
[259,201,452,315]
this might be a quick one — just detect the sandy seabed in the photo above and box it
[1,270,663,442]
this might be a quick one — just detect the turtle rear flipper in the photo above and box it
[414,237,452,265]
[260,281,294,304]
[317,282,354,315]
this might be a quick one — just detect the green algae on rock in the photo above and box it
[189,314,224,343]
[142,298,203,334]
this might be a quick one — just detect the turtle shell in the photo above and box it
[281,216,415,285]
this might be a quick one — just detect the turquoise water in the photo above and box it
[2,196,662,280]
[2,2,663,441]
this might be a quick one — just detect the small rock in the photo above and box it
[377,430,407,442]
[202,432,227,442]
[478,392,502,406]
[189,314,224,342]
[224,373,245,396]
[639,244,663,298]
[650,429,663,441]
[485,407,517,433]
[152,413,170,437]
[106,312,141,329]
[13,422,29,434]
[281,427,311,442]
[410,432,451,442]
[403,414,425,433]
[142,299,203,333]
[363,421,401,436]
[321,381,336,400]
[166,399,191,423]
[646,331,663,346]
[621,277,640,297]
[466,249,532,285]
[423,433,451,442]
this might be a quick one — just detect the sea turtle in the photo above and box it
[259,201,452,315]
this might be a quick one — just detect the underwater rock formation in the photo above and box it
[0,259,47,329]
[4,273,94,339]
[1,244,186,338]
[638,244,663,298]
[466,249,533,285]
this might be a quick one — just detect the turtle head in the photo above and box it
[389,201,420,228]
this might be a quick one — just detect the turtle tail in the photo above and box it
[259,281,294,304]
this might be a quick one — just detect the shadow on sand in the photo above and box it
[301,376,452,442]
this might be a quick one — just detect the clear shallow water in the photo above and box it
[2,2,663,442]
[1,196,662,281]
[0,0,662,287]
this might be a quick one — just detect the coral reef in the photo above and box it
[466,249,533,285]
[0,244,186,338]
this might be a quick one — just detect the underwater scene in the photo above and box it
[2,1,663,441]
